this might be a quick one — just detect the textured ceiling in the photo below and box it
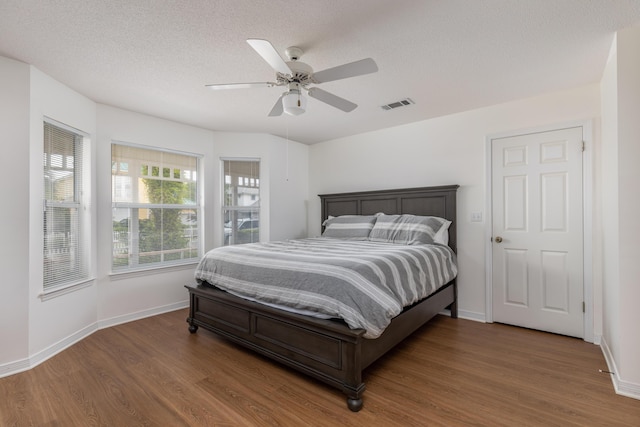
[1,0,639,144]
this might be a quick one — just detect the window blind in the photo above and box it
[43,121,89,289]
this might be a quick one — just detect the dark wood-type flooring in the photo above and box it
[1,309,639,426]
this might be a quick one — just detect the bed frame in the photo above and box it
[185,185,459,411]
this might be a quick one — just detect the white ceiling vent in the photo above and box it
[381,98,414,111]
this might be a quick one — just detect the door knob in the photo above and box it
[495,236,503,243]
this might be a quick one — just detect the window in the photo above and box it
[43,120,90,290]
[111,143,200,271]
[223,159,260,245]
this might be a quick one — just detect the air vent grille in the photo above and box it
[381,98,414,111]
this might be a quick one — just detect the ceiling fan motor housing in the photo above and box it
[277,60,313,86]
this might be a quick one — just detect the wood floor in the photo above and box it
[1,309,638,426]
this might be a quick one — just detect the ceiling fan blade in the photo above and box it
[268,94,284,116]
[307,88,357,112]
[247,39,292,76]
[312,58,378,84]
[206,82,275,90]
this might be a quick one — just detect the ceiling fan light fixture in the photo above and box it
[282,89,306,115]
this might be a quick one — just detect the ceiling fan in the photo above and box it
[206,39,378,116]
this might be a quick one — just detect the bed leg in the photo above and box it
[448,301,458,319]
[449,281,458,318]
[186,317,199,333]
[347,397,363,412]
[344,383,365,412]
[186,291,199,333]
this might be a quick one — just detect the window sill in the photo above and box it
[109,261,199,281]
[39,278,95,301]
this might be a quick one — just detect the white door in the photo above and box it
[491,127,584,337]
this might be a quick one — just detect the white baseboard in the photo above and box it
[458,309,486,323]
[600,336,640,400]
[31,322,99,368]
[0,301,189,379]
[0,357,31,378]
[439,308,486,322]
[97,300,189,330]
[0,322,98,379]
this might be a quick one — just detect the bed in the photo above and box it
[185,185,459,411]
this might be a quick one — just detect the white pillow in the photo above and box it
[433,219,451,245]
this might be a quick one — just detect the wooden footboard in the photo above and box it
[185,280,456,411]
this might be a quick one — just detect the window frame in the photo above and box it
[222,158,261,246]
[111,141,202,273]
[42,118,92,293]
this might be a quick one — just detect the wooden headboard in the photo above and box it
[319,185,459,253]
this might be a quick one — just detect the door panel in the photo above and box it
[504,249,528,306]
[541,172,567,231]
[504,175,527,231]
[492,127,583,337]
[540,250,569,312]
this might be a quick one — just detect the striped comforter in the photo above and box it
[194,238,457,338]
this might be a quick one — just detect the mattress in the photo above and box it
[194,237,457,338]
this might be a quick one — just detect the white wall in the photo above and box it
[0,57,30,370]
[1,57,309,376]
[601,23,640,396]
[95,110,309,326]
[266,139,309,241]
[96,105,215,325]
[616,23,640,388]
[28,67,98,363]
[309,84,600,321]
[600,38,621,382]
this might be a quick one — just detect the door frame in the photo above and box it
[484,120,594,343]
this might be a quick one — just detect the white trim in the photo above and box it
[0,358,31,378]
[109,261,198,280]
[485,136,494,323]
[44,115,90,137]
[439,309,486,323]
[219,156,261,162]
[582,121,594,343]
[0,302,189,379]
[112,202,196,209]
[39,277,95,301]
[593,333,602,346]
[458,309,487,323]
[600,336,640,400]
[484,120,595,342]
[29,322,98,369]
[0,322,98,379]
[97,300,188,329]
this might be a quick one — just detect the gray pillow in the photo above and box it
[322,215,377,239]
[369,214,449,245]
